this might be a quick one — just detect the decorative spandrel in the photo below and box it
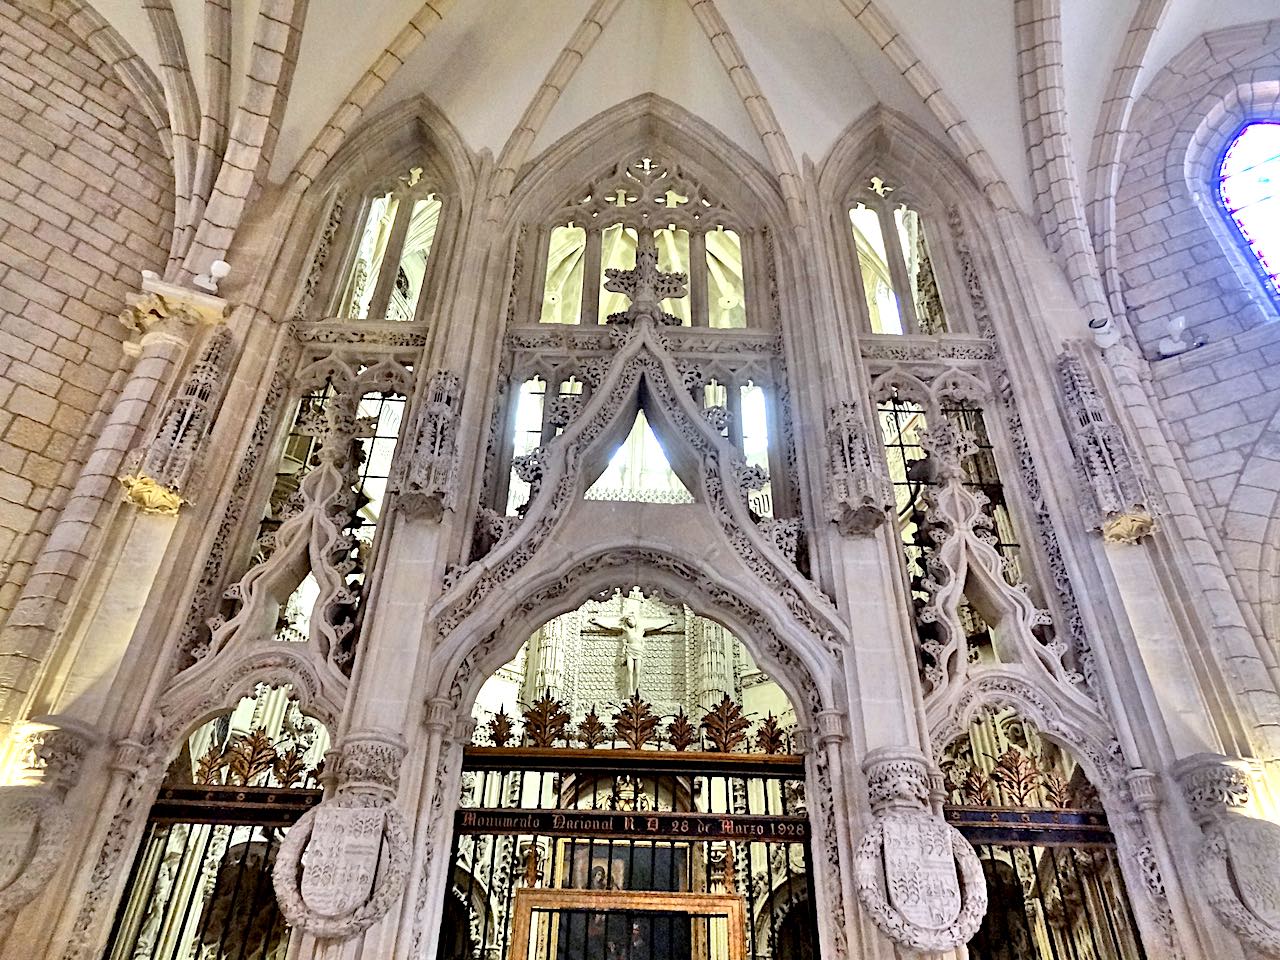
[470,690,798,756]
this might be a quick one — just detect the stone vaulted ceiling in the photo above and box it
[57,0,1279,229]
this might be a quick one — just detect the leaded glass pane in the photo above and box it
[540,224,586,324]
[706,228,746,329]
[893,205,947,333]
[599,224,638,323]
[656,227,691,325]
[1219,121,1280,295]
[849,204,903,334]
[339,192,398,319]
[387,194,442,322]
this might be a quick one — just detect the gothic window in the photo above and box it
[526,157,751,328]
[1218,121,1280,298]
[848,177,949,335]
[105,685,327,960]
[333,167,443,321]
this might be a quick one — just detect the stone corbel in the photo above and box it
[1056,353,1155,544]
[854,746,987,953]
[118,277,231,515]
[0,717,96,917]
[824,401,893,536]
[1173,752,1280,956]
[273,732,411,940]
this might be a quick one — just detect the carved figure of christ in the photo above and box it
[587,611,675,694]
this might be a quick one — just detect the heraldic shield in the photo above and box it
[1223,816,1280,930]
[298,806,384,917]
[883,809,962,928]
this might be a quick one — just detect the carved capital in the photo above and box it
[118,278,227,343]
[1126,767,1162,814]
[424,697,456,733]
[863,746,932,814]
[814,709,846,747]
[19,717,96,797]
[1173,753,1250,826]
[336,733,406,800]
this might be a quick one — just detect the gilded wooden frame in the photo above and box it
[508,888,747,960]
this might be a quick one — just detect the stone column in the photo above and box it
[0,279,226,756]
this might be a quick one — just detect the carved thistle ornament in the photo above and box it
[854,747,987,952]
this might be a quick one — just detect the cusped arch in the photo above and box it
[504,93,791,235]
[157,646,343,750]
[427,544,832,725]
[927,668,1125,802]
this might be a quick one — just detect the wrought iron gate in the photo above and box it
[106,783,319,960]
[946,806,1147,960]
[441,696,818,960]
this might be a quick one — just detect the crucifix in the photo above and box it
[588,587,675,695]
[603,230,688,326]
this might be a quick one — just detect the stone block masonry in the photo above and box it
[0,4,174,620]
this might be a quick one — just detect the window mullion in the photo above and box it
[726,376,744,452]
[689,229,708,326]
[879,202,920,334]
[366,193,415,319]
[580,226,603,326]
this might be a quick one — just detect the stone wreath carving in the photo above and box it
[273,796,411,939]
[273,734,411,940]
[853,748,987,953]
[1175,753,1280,957]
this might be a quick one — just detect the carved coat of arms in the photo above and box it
[299,806,384,917]
[1222,816,1280,929]
[882,809,962,928]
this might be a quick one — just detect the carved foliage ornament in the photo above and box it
[121,326,236,514]
[854,748,987,952]
[393,370,462,521]
[1174,754,1280,956]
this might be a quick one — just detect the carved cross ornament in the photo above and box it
[603,231,689,326]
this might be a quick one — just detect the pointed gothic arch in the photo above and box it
[504,94,790,235]
[432,316,846,697]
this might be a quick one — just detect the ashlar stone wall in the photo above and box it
[0,4,173,617]
[1112,19,1280,647]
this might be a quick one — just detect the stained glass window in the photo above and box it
[1219,121,1280,296]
